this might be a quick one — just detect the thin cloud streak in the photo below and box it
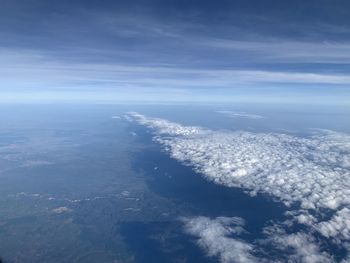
[2,49,350,92]
[204,39,350,64]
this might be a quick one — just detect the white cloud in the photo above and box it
[217,111,263,119]
[182,216,257,263]
[316,208,350,241]
[128,112,350,261]
[205,39,350,64]
[51,206,72,214]
[1,48,350,104]
[182,216,335,263]
[2,49,350,92]
[263,225,334,263]
[126,112,207,136]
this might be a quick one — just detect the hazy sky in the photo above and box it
[1,0,350,103]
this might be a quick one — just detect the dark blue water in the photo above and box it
[120,221,216,263]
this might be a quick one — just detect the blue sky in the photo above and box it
[1,0,350,104]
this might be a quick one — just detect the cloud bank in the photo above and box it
[127,112,350,262]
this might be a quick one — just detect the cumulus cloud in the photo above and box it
[182,216,334,263]
[127,112,350,261]
[316,208,350,241]
[182,216,257,263]
[263,225,334,263]
[126,112,207,136]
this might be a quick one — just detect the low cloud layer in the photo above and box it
[183,216,334,263]
[128,112,350,262]
[182,216,257,263]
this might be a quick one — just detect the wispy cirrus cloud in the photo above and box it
[204,39,350,64]
[3,48,350,90]
[2,1,350,103]
[1,48,350,104]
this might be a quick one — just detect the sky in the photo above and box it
[1,0,350,104]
